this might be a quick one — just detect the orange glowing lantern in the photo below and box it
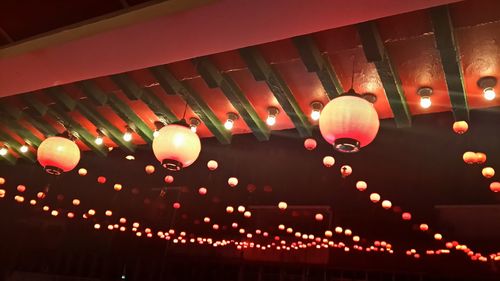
[490,182,500,193]
[419,224,429,231]
[72,199,80,206]
[462,151,476,164]
[145,165,155,174]
[17,185,26,193]
[198,187,207,195]
[340,165,352,177]
[37,136,80,175]
[113,183,122,191]
[207,160,218,171]
[356,181,367,191]
[325,230,333,237]
[452,121,468,134]
[226,206,234,213]
[164,175,174,184]
[315,213,324,221]
[78,168,87,176]
[475,152,487,164]
[152,123,201,171]
[173,202,181,209]
[434,233,442,240]
[0,177,5,185]
[0,189,5,198]
[322,156,335,167]
[244,211,252,218]
[228,177,238,187]
[319,91,379,153]
[482,167,495,178]
[278,201,287,210]
[381,200,392,210]
[304,138,317,151]
[369,193,380,203]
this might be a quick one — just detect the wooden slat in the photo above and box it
[22,94,108,157]
[79,80,154,144]
[429,6,469,122]
[149,65,232,144]
[0,104,43,147]
[193,57,270,141]
[45,87,135,152]
[110,74,178,123]
[293,35,343,100]
[357,22,412,128]
[239,47,312,137]
[0,129,35,162]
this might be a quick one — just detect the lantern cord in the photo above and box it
[350,55,356,91]
[182,101,188,120]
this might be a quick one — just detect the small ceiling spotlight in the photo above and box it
[0,145,8,156]
[20,143,29,153]
[95,129,105,145]
[153,121,165,138]
[477,76,497,101]
[189,117,201,133]
[310,101,323,121]
[224,112,238,131]
[266,107,279,126]
[123,126,133,142]
[417,87,433,109]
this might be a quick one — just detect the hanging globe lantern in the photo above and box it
[452,121,468,134]
[37,136,80,175]
[319,90,379,153]
[152,121,201,171]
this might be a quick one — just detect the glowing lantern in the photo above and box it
[356,181,367,191]
[278,224,285,230]
[453,121,468,134]
[490,182,500,193]
[278,201,287,210]
[97,176,106,184]
[237,205,245,213]
[322,156,335,167]
[72,199,80,206]
[37,136,80,175]
[105,210,112,216]
[228,177,238,187]
[370,193,380,203]
[476,152,487,164]
[335,227,343,233]
[304,138,317,150]
[88,209,96,216]
[17,185,26,193]
[340,165,352,177]
[14,195,24,203]
[315,213,324,221]
[482,167,495,178]
[381,200,392,209]
[244,211,252,218]
[319,91,379,153]
[37,192,46,199]
[0,177,5,185]
[198,187,207,195]
[434,233,442,240]
[145,165,155,174]
[78,168,87,176]
[173,202,181,209]
[462,152,476,164]
[419,224,429,231]
[152,123,201,171]
[207,160,218,171]
[164,175,174,184]
[113,184,122,191]
[226,206,234,213]
[67,212,75,218]
[0,189,5,198]
[325,230,333,237]
[402,212,412,220]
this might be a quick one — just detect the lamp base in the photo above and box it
[162,159,183,171]
[45,165,63,175]
[334,138,360,153]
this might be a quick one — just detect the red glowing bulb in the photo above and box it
[304,138,317,150]
[207,160,218,171]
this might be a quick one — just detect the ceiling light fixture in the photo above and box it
[95,129,105,145]
[20,143,29,153]
[123,126,133,142]
[310,101,323,121]
[478,76,497,101]
[189,117,201,133]
[224,112,238,131]
[0,146,8,156]
[417,87,433,109]
[266,107,279,126]
[153,121,165,138]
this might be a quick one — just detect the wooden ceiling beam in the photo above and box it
[293,35,343,100]
[430,6,469,122]
[239,47,312,137]
[0,129,35,162]
[0,105,43,147]
[110,74,178,123]
[149,66,232,144]
[45,87,135,152]
[357,22,412,128]
[193,57,270,141]
[22,95,108,157]
[79,80,154,144]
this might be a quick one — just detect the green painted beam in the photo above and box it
[357,22,412,128]
[45,87,135,152]
[23,108,59,137]
[429,6,469,122]
[0,104,43,147]
[22,94,108,157]
[293,35,343,100]
[0,129,36,162]
[0,150,17,165]
[193,57,270,141]
[149,66,232,144]
[110,74,178,123]
[78,81,154,143]
[239,47,312,137]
